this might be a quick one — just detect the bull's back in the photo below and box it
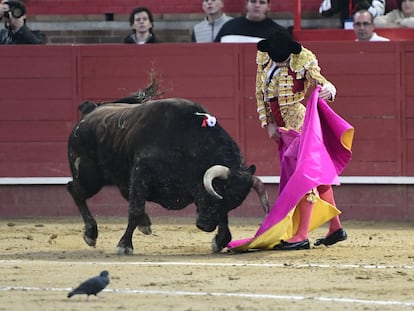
[69,97,210,165]
[69,97,241,178]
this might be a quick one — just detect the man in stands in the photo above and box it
[192,0,233,42]
[353,9,390,40]
[0,0,45,44]
[319,0,386,28]
[124,6,159,44]
[214,0,285,43]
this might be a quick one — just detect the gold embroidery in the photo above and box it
[255,47,334,128]
[306,189,318,203]
[280,103,306,131]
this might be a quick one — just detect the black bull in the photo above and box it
[67,97,269,254]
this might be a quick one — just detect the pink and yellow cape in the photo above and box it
[227,87,354,251]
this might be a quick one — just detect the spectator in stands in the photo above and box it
[192,0,233,42]
[374,0,414,27]
[353,9,390,40]
[319,0,386,28]
[0,0,45,44]
[214,0,286,43]
[124,7,159,44]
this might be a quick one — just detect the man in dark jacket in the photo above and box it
[0,0,45,44]
[214,0,286,43]
[123,6,159,44]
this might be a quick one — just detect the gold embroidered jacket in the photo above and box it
[255,47,336,130]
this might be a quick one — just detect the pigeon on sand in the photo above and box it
[67,270,110,299]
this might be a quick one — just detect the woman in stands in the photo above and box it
[374,0,414,27]
[124,6,159,44]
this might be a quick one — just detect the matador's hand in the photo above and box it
[267,123,280,143]
[318,87,332,101]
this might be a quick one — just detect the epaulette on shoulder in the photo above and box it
[290,47,317,72]
[256,51,270,66]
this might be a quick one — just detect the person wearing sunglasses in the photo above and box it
[353,9,390,41]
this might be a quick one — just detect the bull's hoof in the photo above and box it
[211,237,223,254]
[83,234,96,247]
[116,246,134,255]
[138,225,152,235]
[83,225,98,247]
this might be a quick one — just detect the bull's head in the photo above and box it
[204,164,269,212]
[196,164,269,232]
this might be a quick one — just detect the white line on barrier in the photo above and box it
[3,176,414,185]
[1,259,414,270]
[1,285,414,307]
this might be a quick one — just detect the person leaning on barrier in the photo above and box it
[319,0,386,28]
[374,0,414,28]
[192,0,233,42]
[353,9,390,40]
[0,0,45,44]
[124,6,159,44]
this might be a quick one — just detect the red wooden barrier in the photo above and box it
[293,29,414,41]
[23,0,319,15]
[0,42,413,179]
[0,45,77,177]
[1,42,414,219]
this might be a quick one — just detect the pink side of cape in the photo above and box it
[227,87,354,250]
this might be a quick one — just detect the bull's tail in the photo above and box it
[77,69,162,117]
[113,74,160,104]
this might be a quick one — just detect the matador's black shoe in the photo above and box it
[314,228,347,246]
[273,239,310,251]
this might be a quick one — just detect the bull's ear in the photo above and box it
[247,165,256,175]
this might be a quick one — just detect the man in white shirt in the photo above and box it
[353,9,390,41]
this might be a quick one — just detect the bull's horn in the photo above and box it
[252,176,270,214]
[203,165,230,200]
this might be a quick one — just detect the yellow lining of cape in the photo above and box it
[230,197,340,251]
[342,128,354,151]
